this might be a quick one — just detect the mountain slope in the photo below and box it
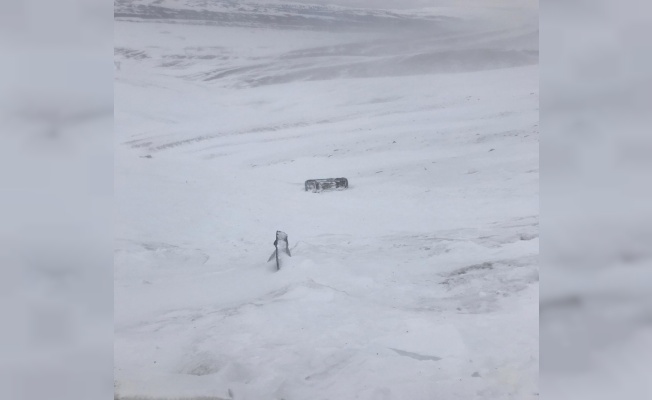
[114,1,539,399]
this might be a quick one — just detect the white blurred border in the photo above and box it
[541,0,652,398]
[0,1,113,400]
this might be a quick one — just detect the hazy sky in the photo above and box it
[276,0,538,10]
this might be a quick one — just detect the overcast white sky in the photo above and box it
[270,0,538,10]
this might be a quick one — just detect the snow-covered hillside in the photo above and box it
[114,1,538,398]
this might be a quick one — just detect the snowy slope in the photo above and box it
[114,1,538,399]
[114,0,452,31]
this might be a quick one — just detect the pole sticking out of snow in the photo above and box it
[273,230,291,271]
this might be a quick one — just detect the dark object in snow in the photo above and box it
[268,230,291,271]
[304,177,348,192]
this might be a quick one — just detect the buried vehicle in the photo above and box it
[304,177,348,192]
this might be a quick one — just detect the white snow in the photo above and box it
[115,3,538,399]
